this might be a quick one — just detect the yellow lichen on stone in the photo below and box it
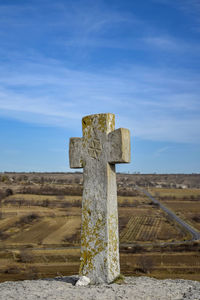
[82,115,92,131]
[80,159,85,167]
[82,116,93,139]
[82,113,115,135]
[97,113,115,133]
[97,114,107,133]
[69,112,130,284]
[108,114,115,132]
[80,203,107,276]
[108,214,119,277]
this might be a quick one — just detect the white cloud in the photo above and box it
[154,146,172,157]
[0,0,199,145]
[0,56,199,144]
[142,36,178,50]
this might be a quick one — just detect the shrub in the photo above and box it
[132,244,144,253]
[17,213,39,226]
[0,231,8,240]
[63,232,80,244]
[25,266,38,280]
[42,199,50,207]
[4,265,21,274]
[136,256,154,274]
[149,201,159,207]
[72,200,81,207]
[0,189,6,201]
[192,215,200,223]
[18,250,34,263]
[5,188,13,197]
[1,175,8,183]
[20,185,83,196]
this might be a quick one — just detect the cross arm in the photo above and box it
[108,128,131,164]
[69,138,83,168]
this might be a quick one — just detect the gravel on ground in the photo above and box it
[0,276,200,300]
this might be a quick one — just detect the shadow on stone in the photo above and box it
[42,276,79,286]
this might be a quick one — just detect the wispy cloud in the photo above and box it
[154,146,172,157]
[62,35,200,56]
[0,55,199,143]
[0,0,199,145]
[142,36,178,50]
[0,0,199,56]
[178,0,200,17]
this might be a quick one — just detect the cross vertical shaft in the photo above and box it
[69,113,130,284]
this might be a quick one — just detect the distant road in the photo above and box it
[137,187,200,241]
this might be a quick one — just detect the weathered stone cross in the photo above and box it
[69,113,130,284]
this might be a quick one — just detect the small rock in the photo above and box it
[75,276,90,286]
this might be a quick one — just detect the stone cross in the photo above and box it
[69,113,130,284]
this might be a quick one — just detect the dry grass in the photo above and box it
[120,215,179,243]
[0,193,184,246]
[119,206,184,243]
[0,187,200,282]
[150,188,200,199]
[4,194,82,202]
[1,216,81,246]
[120,251,200,280]
[149,189,200,232]
[1,248,200,282]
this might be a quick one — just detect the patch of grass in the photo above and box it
[16,213,39,226]
[0,231,8,241]
[1,182,200,282]
[4,265,21,274]
[136,256,154,274]
[150,188,200,200]
[111,274,125,284]
[18,249,34,263]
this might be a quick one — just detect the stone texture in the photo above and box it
[1,276,200,300]
[75,276,90,286]
[69,113,130,284]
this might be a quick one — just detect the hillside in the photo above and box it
[0,172,200,282]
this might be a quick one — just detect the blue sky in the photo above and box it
[0,0,200,173]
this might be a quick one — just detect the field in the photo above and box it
[0,173,200,282]
[120,216,164,242]
[0,193,186,247]
[150,188,200,231]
